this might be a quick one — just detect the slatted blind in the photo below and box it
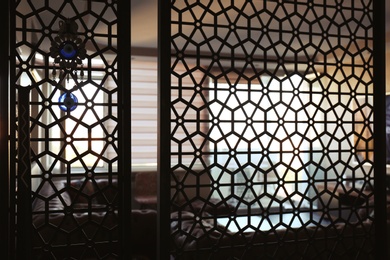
[131,59,209,170]
[131,59,159,168]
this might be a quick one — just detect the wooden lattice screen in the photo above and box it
[167,1,380,259]
[5,0,387,259]
[10,0,131,258]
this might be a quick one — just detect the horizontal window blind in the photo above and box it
[131,59,209,171]
[131,59,159,169]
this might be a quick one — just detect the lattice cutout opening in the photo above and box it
[13,0,120,258]
[169,1,374,259]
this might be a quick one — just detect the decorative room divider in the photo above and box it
[4,0,387,259]
[9,0,131,258]
[162,1,387,259]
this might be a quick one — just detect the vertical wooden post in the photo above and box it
[0,0,9,258]
[16,86,32,259]
[117,0,132,258]
[373,0,387,258]
[158,0,171,259]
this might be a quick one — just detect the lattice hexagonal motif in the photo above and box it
[170,1,374,259]
[13,0,120,258]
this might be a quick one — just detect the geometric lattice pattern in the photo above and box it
[170,1,374,258]
[12,1,119,258]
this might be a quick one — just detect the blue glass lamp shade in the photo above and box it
[59,41,78,59]
[59,93,78,111]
